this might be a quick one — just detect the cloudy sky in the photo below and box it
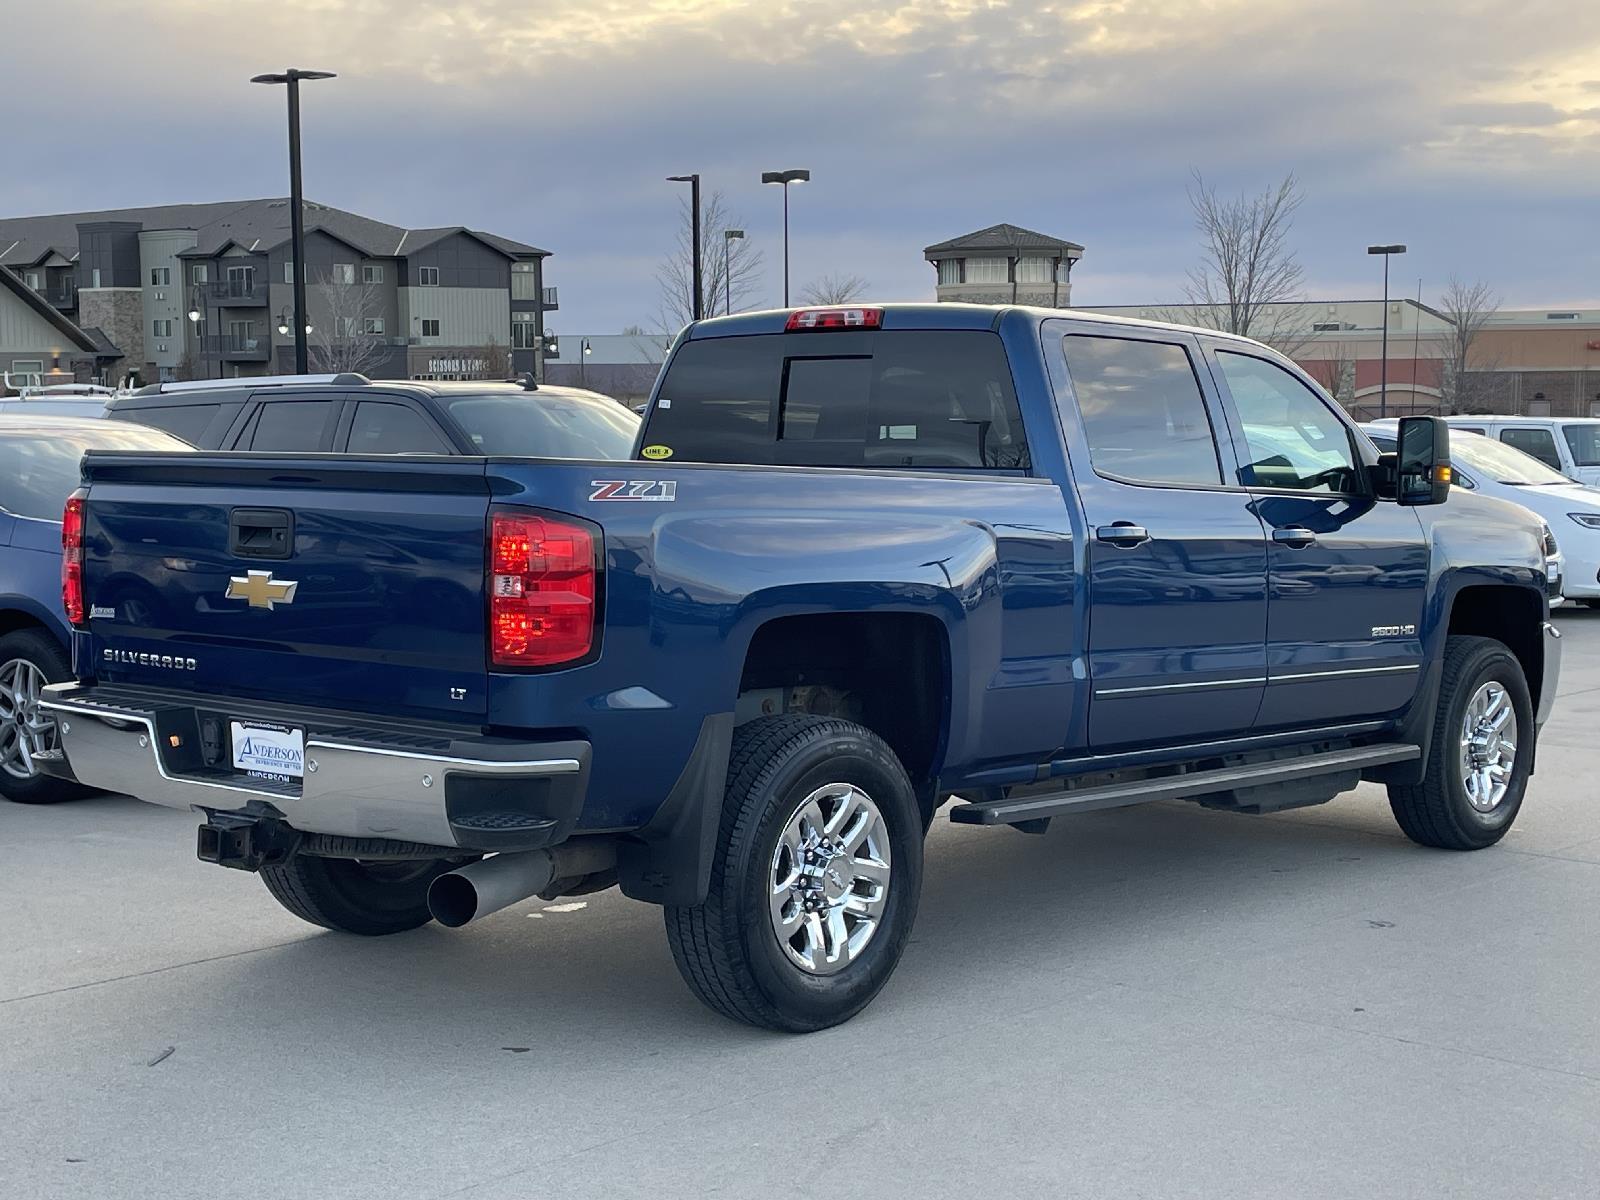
[7,0,1600,331]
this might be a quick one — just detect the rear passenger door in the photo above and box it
[229,394,345,452]
[1205,344,1428,729]
[1047,323,1268,752]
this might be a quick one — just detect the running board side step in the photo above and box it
[949,744,1421,827]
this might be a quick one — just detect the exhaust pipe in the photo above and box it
[427,839,617,928]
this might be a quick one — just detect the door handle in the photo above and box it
[1272,526,1317,548]
[1095,523,1150,546]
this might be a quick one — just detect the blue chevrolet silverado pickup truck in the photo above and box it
[40,304,1561,1031]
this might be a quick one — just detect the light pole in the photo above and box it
[186,295,207,380]
[761,169,810,306]
[1367,243,1406,418]
[667,175,702,322]
[580,337,591,388]
[252,68,336,373]
[722,229,745,315]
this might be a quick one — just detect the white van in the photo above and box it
[1442,416,1600,487]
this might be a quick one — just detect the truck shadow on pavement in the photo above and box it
[189,790,1465,1049]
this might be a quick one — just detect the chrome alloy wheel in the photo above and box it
[768,782,893,975]
[0,657,55,781]
[1459,680,1518,813]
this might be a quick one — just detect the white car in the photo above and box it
[1365,424,1590,602]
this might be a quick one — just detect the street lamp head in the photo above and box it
[724,229,746,241]
[187,307,201,323]
[251,69,337,85]
[666,174,699,183]
[1367,243,1407,255]
[762,169,811,185]
[582,338,593,355]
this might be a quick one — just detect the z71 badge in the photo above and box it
[590,480,677,502]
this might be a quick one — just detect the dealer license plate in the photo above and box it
[230,721,305,782]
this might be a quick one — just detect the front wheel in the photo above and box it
[260,855,458,935]
[1388,635,1534,850]
[665,715,924,1032]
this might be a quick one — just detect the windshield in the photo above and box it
[1449,433,1573,485]
[443,392,640,459]
[0,424,191,521]
[1564,424,1600,467]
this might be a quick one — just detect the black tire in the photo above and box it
[664,715,924,1033]
[1388,635,1534,850]
[260,855,457,935]
[0,628,87,805]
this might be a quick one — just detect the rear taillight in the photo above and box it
[62,492,86,628]
[488,510,598,669]
[785,307,883,331]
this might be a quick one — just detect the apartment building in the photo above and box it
[0,199,556,384]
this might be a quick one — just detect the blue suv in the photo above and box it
[0,415,189,802]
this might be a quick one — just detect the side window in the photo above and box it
[1455,426,1487,435]
[347,402,453,454]
[244,401,338,452]
[1215,351,1360,493]
[123,403,220,445]
[1500,427,1562,470]
[1063,335,1222,487]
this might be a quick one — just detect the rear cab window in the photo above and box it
[643,330,1031,470]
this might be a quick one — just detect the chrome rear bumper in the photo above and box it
[39,684,590,851]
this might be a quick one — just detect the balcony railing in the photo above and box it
[197,279,269,306]
[199,334,271,361]
[46,285,78,310]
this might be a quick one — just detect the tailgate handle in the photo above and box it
[229,508,294,560]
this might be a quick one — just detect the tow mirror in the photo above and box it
[1396,415,1452,506]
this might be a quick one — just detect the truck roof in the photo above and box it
[684,301,1270,349]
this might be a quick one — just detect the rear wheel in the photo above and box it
[1388,635,1533,850]
[0,629,85,805]
[260,855,458,935]
[664,715,923,1032]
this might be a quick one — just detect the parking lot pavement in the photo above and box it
[4,619,1598,1200]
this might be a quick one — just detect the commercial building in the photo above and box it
[925,224,1084,308]
[0,199,556,385]
[1078,300,1600,418]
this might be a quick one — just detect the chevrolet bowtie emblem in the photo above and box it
[226,570,299,610]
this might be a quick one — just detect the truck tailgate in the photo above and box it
[80,453,494,722]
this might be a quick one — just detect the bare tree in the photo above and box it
[1179,170,1310,355]
[1308,340,1357,407]
[311,273,390,376]
[656,190,765,329]
[1437,276,1500,413]
[799,273,870,306]
[174,344,200,383]
[468,338,511,380]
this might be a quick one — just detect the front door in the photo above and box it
[1206,345,1428,729]
[1050,325,1268,752]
